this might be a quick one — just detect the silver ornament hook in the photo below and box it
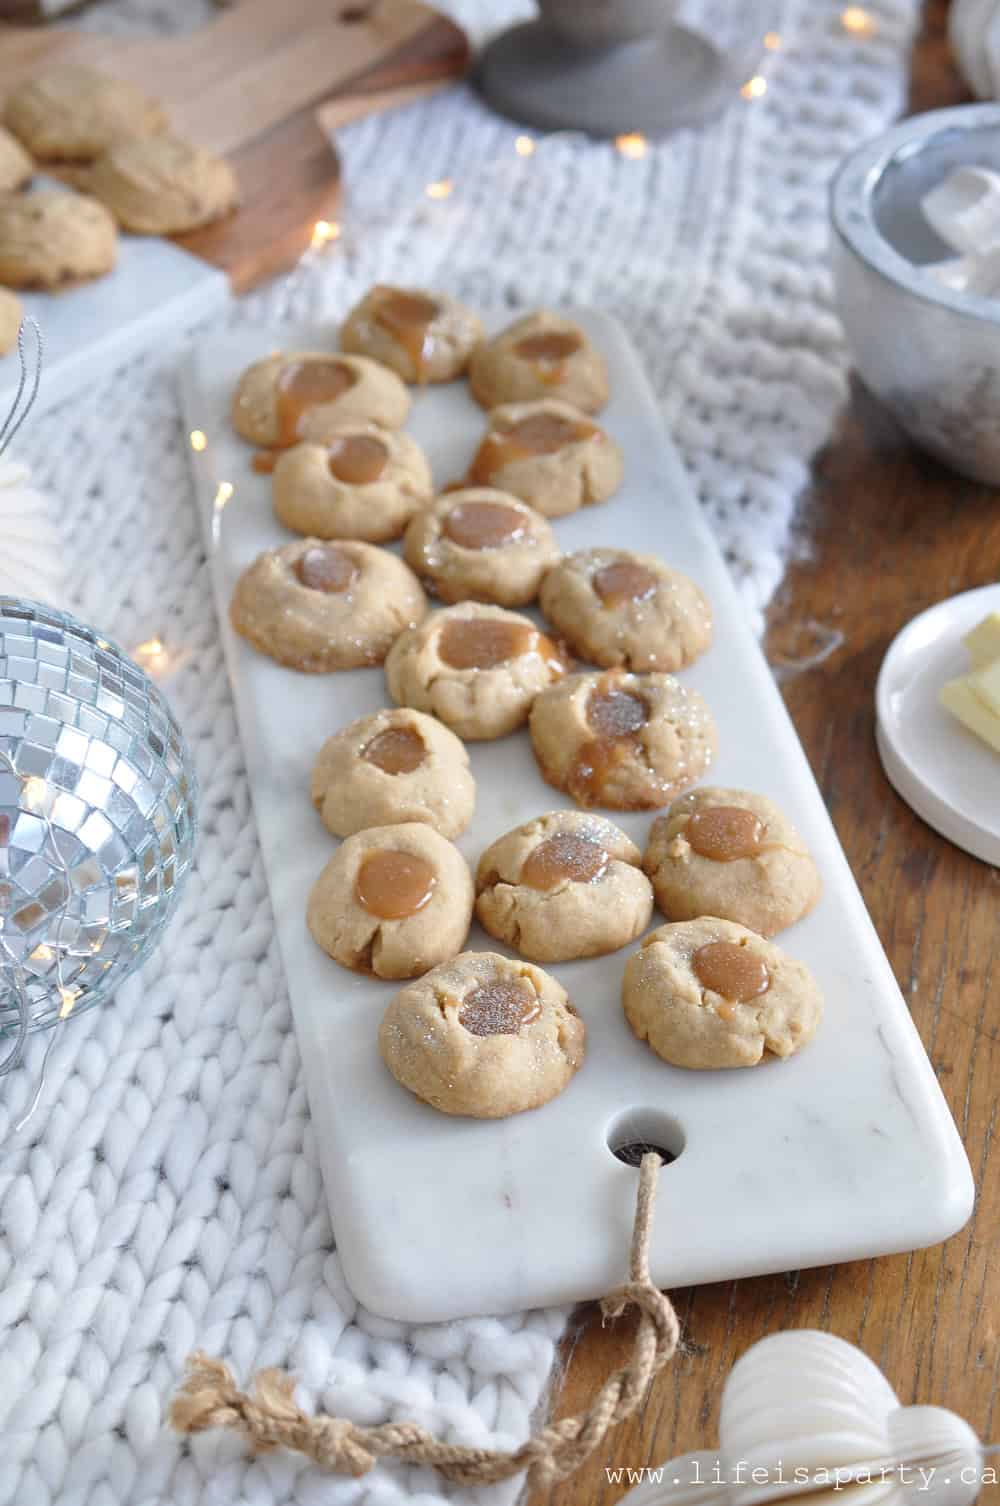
[0,318,43,457]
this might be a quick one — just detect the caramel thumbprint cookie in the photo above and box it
[468,311,609,414]
[229,539,425,672]
[468,400,622,516]
[273,425,432,543]
[231,352,410,458]
[402,487,558,606]
[340,285,484,384]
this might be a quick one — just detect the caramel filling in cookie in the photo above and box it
[442,501,527,551]
[276,359,358,445]
[439,617,559,671]
[374,289,439,380]
[361,725,427,775]
[521,831,609,890]
[593,560,659,608]
[515,331,582,365]
[295,544,359,593]
[567,686,649,805]
[328,433,389,485]
[693,941,770,1005]
[470,410,597,481]
[459,977,542,1036]
[355,849,438,919]
[687,807,764,862]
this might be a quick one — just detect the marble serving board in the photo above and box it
[179,312,973,1324]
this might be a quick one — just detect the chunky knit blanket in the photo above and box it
[1,3,917,1502]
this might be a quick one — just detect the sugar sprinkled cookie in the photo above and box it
[273,425,432,543]
[4,64,167,163]
[385,601,568,741]
[307,822,473,980]
[530,668,716,810]
[402,487,559,606]
[468,399,622,516]
[379,950,586,1117]
[539,547,712,672]
[341,285,484,384]
[476,810,653,962]
[468,311,610,413]
[311,707,475,840]
[644,787,821,936]
[229,538,425,672]
[622,917,823,1069]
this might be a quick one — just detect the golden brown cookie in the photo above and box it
[307,822,473,980]
[539,547,712,672]
[4,65,167,163]
[643,788,821,936]
[402,487,559,606]
[0,288,21,357]
[468,399,622,516]
[468,311,609,413]
[273,425,432,543]
[385,601,568,741]
[476,810,653,962]
[379,950,586,1117]
[0,126,32,192]
[231,352,410,454]
[622,917,823,1069]
[229,538,425,672]
[530,668,716,810]
[0,191,117,289]
[340,285,484,384]
[311,707,475,840]
[85,134,238,234]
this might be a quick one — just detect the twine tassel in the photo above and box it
[170,1152,678,1489]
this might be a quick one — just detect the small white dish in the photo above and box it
[876,583,1000,866]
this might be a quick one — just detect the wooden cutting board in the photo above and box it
[0,0,470,291]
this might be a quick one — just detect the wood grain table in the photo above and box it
[529,6,1000,1499]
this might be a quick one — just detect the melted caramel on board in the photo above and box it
[687,807,764,862]
[692,941,770,1003]
[362,726,426,775]
[355,849,437,920]
[459,978,541,1036]
[254,360,359,471]
[470,410,596,482]
[295,545,359,593]
[374,289,440,381]
[442,501,526,551]
[438,618,562,672]
[521,831,609,890]
[593,560,659,608]
[328,433,389,485]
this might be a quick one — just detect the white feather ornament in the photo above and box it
[0,457,64,605]
[620,1331,985,1506]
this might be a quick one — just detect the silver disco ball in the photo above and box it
[0,598,197,1051]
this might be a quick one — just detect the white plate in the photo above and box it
[876,583,1000,867]
[179,311,973,1323]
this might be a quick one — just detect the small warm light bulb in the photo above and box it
[214,481,234,510]
[615,133,647,159]
[134,637,168,673]
[425,179,454,200]
[31,944,53,963]
[841,6,875,33]
[311,219,341,248]
[741,75,768,99]
[58,985,79,1017]
[764,31,782,49]
[189,429,207,452]
[515,135,535,157]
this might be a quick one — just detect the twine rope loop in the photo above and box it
[171,1152,677,1489]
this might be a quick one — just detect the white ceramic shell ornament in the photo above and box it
[0,318,62,605]
[620,1332,986,1506]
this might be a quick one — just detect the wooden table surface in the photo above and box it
[529,5,1000,1499]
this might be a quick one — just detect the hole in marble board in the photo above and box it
[606,1107,684,1169]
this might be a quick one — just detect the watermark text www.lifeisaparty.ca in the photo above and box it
[604,1460,1000,1491]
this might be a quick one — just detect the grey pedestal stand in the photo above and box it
[475,19,755,139]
